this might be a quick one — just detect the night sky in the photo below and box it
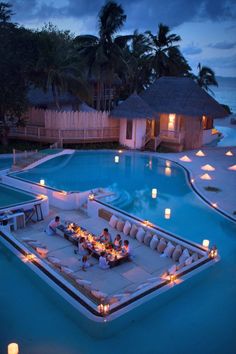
[10,0,236,77]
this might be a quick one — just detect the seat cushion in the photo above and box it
[172,245,182,262]
[109,215,118,228]
[144,231,152,246]
[136,227,145,243]
[116,219,125,232]
[179,248,190,264]
[123,220,132,235]
[157,238,167,253]
[163,241,175,258]
[130,224,138,238]
[150,235,159,250]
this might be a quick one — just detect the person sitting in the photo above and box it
[81,255,91,271]
[113,234,122,250]
[122,240,133,258]
[99,251,110,269]
[75,237,89,256]
[97,228,111,244]
[45,216,60,236]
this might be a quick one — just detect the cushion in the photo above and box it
[192,253,199,262]
[179,248,190,264]
[185,256,193,266]
[76,279,92,286]
[168,264,177,275]
[130,224,138,238]
[61,266,73,274]
[116,219,125,232]
[150,235,159,250]
[172,245,182,262]
[91,290,107,299]
[136,227,145,243]
[163,241,175,257]
[123,220,132,235]
[177,262,185,271]
[157,238,167,253]
[144,232,152,246]
[109,215,118,228]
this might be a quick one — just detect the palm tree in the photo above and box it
[74,1,129,110]
[146,23,190,78]
[196,63,218,93]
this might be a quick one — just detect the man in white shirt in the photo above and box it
[45,216,60,235]
[99,251,110,269]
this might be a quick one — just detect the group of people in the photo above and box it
[45,217,132,271]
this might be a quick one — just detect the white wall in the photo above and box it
[119,119,146,149]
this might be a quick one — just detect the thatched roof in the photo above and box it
[110,77,228,120]
[110,93,156,119]
[28,87,80,108]
[141,77,228,118]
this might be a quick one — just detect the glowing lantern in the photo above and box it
[228,165,236,171]
[151,188,157,199]
[201,164,215,171]
[200,173,212,180]
[209,246,218,259]
[225,151,233,156]
[202,239,210,248]
[196,150,205,157]
[191,178,194,183]
[8,343,19,354]
[166,160,171,167]
[179,155,192,162]
[169,274,175,283]
[165,167,171,176]
[211,202,218,208]
[97,303,110,315]
[118,149,123,154]
[114,156,119,163]
[40,179,45,186]
[88,193,95,201]
[165,208,171,219]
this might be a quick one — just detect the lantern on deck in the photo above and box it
[39,179,45,186]
[196,150,205,157]
[151,188,157,199]
[8,343,19,354]
[202,239,210,248]
[165,167,171,176]
[165,208,171,219]
[179,155,192,162]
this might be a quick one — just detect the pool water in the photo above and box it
[0,157,12,170]
[0,184,37,209]
[1,150,236,353]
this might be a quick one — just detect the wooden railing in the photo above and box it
[159,130,184,144]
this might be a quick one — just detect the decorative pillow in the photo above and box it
[179,248,190,264]
[168,264,177,275]
[185,256,193,266]
[177,262,185,271]
[157,238,167,253]
[130,224,138,238]
[136,227,145,243]
[172,245,182,262]
[116,219,125,232]
[150,235,159,250]
[144,232,152,246]
[164,241,175,258]
[192,253,199,262]
[123,220,132,235]
[109,215,118,228]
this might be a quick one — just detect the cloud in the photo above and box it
[182,44,202,55]
[209,41,236,49]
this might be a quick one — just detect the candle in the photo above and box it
[8,343,19,354]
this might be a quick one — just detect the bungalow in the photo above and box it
[110,77,228,151]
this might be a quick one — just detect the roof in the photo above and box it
[110,93,156,119]
[110,77,228,119]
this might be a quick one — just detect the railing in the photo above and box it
[159,130,184,144]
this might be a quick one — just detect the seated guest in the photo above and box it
[97,228,111,244]
[75,237,88,256]
[113,234,122,250]
[45,216,60,235]
[122,240,132,257]
[99,251,110,269]
[81,255,91,271]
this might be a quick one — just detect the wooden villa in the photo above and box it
[110,76,228,151]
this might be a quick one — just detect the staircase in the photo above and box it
[142,130,162,151]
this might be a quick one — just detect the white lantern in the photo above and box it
[165,208,171,219]
[179,155,192,162]
[200,173,212,180]
[202,239,210,248]
[201,164,215,171]
[228,165,236,171]
[8,343,19,354]
[225,150,233,156]
[114,156,119,163]
[151,188,157,199]
[196,150,205,157]
[40,179,45,186]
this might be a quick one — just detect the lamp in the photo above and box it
[202,239,210,248]
[179,155,192,162]
[165,167,171,176]
[118,149,123,153]
[151,188,157,199]
[228,165,236,171]
[114,156,119,163]
[39,179,45,186]
[8,343,19,354]
[169,274,175,283]
[200,173,212,180]
[166,160,171,167]
[225,150,233,156]
[165,208,171,219]
[88,193,95,201]
[201,164,215,171]
[209,246,218,259]
[196,150,205,157]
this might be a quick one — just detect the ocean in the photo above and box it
[211,76,236,113]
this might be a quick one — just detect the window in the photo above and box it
[202,115,207,129]
[168,114,176,131]
[126,120,133,140]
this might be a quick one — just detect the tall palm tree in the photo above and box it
[196,63,218,93]
[74,1,129,110]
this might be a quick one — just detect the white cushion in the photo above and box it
[76,279,92,286]
[164,242,175,258]
[123,220,132,235]
[150,235,159,250]
[144,232,152,246]
[116,219,125,232]
[61,266,73,274]
[168,264,177,275]
[192,253,199,262]
[136,227,145,243]
[185,256,193,266]
[179,248,190,264]
[91,290,107,299]
[172,245,182,262]
[130,224,138,238]
[157,238,167,253]
[47,256,61,265]
[109,215,118,228]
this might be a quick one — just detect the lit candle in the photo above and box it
[202,239,210,248]
[40,179,45,186]
[8,343,19,354]
[165,208,171,219]
[151,188,157,199]
[114,156,119,163]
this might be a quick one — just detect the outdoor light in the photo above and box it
[151,188,157,199]
[40,179,45,186]
[8,343,19,354]
[196,150,205,157]
[118,150,123,153]
[211,202,218,208]
[202,239,210,248]
[201,164,215,171]
[191,178,195,183]
[169,274,175,283]
[200,173,212,180]
[228,165,236,171]
[225,151,233,156]
[114,155,119,163]
[166,160,171,167]
[88,193,95,201]
[179,155,192,162]
[209,246,218,259]
[165,167,171,176]
[165,208,171,219]
[98,303,110,315]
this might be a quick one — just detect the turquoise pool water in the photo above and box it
[0,184,37,209]
[0,156,12,170]
[2,151,236,353]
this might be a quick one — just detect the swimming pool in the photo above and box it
[0,183,38,210]
[1,150,236,353]
[0,156,12,170]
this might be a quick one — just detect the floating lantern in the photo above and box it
[165,167,171,176]
[228,165,236,171]
[151,188,157,199]
[39,179,45,186]
[166,160,171,167]
[200,173,212,180]
[201,164,215,171]
[196,150,205,157]
[114,156,119,163]
[202,239,210,248]
[8,343,19,354]
[165,208,171,219]
[88,193,95,201]
[179,155,192,162]
[225,150,233,156]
